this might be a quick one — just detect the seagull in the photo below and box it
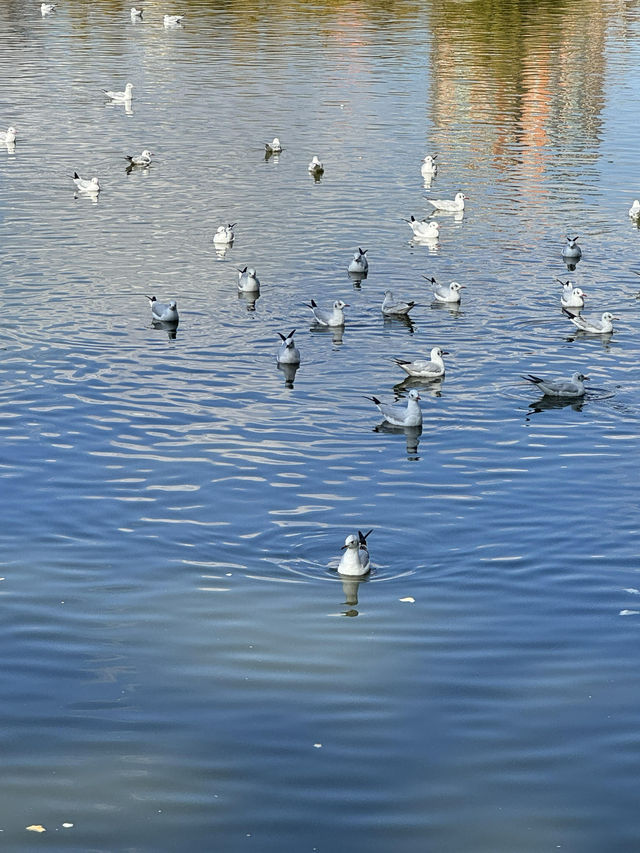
[41,2,56,14]
[104,82,133,102]
[424,276,465,303]
[421,154,437,179]
[364,389,422,427]
[72,172,100,193]
[394,347,447,379]
[237,267,260,293]
[569,311,617,334]
[0,127,16,145]
[163,14,183,26]
[125,149,152,167]
[406,216,439,240]
[562,236,582,260]
[130,7,143,19]
[348,248,368,275]
[427,191,467,212]
[560,284,587,308]
[213,223,236,244]
[146,295,179,324]
[305,299,348,327]
[629,200,640,221]
[265,137,282,153]
[276,329,301,365]
[308,155,324,176]
[337,529,372,577]
[381,290,415,317]
[522,372,590,398]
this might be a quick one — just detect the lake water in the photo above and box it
[1,0,640,849]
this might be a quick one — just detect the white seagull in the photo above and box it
[213,223,236,244]
[305,298,348,327]
[72,172,100,193]
[421,154,437,179]
[381,290,415,317]
[424,276,465,304]
[562,236,582,260]
[237,267,260,293]
[394,347,447,379]
[337,529,372,577]
[41,2,56,14]
[561,285,586,310]
[265,137,282,153]
[163,14,183,26]
[569,311,617,334]
[104,82,133,102]
[308,155,324,176]
[276,329,300,365]
[427,191,467,212]
[406,216,439,240]
[629,200,640,221]
[0,127,16,145]
[130,7,143,19]
[364,389,422,427]
[348,247,368,274]
[125,149,152,167]
[147,296,179,324]
[522,372,590,398]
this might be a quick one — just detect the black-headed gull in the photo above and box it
[424,276,465,304]
[348,248,368,274]
[265,137,282,153]
[237,267,260,293]
[629,200,640,221]
[0,127,16,145]
[421,154,437,179]
[130,7,143,19]
[394,346,447,379]
[381,290,415,317]
[569,311,617,334]
[522,372,590,398]
[213,224,236,244]
[276,329,301,365]
[364,389,422,427]
[72,172,100,193]
[560,283,586,309]
[338,529,372,577]
[305,299,348,327]
[147,296,179,324]
[105,82,133,102]
[427,191,467,212]
[41,2,56,14]
[125,149,152,167]
[406,216,439,240]
[562,236,582,260]
[163,14,183,26]
[308,155,324,176]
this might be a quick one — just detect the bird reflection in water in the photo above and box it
[526,395,586,418]
[393,375,443,397]
[152,320,178,340]
[238,291,260,312]
[277,362,299,388]
[309,323,344,346]
[340,576,369,617]
[373,422,422,460]
[383,313,415,333]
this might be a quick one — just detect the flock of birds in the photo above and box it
[8,4,639,581]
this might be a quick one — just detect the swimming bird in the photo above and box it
[406,216,439,240]
[163,14,183,26]
[72,172,100,194]
[276,329,301,365]
[560,284,586,309]
[424,276,465,304]
[41,2,56,14]
[305,299,348,327]
[427,191,467,212]
[104,82,133,103]
[629,200,640,221]
[348,248,368,274]
[569,311,617,334]
[381,290,415,317]
[522,372,590,398]
[364,389,422,427]
[394,347,447,379]
[125,149,152,167]
[146,295,179,324]
[0,127,16,145]
[130,7,143,19]
[213,223,236,244]
[308,155,324,176]
[337,529,372,577]
[237,267,260,293]
[265,137,282,153]
[562,236,582,260]
[421,154,437,179]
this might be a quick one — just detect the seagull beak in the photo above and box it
[340,544,348,550]
[441,350,450,355]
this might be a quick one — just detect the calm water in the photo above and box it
[1,0,640,849]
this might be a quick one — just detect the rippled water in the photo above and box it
[2,0,640,849]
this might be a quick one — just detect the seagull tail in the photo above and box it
[363,395,380,405]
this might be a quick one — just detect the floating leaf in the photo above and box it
[399,596,415,603]
[26,825,46,833]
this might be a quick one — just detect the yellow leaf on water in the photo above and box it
[26,825,46,833]
[399,597,415,603]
